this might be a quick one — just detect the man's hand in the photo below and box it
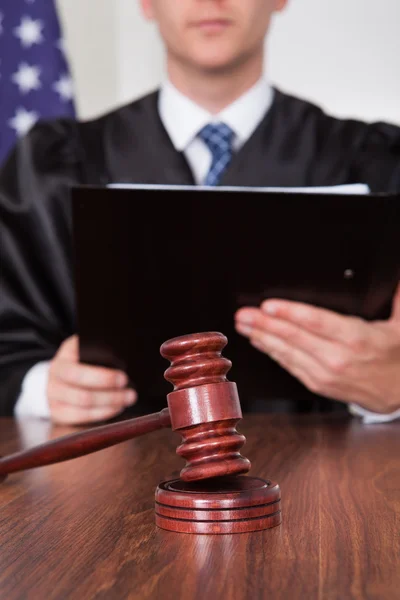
[48,336,137,425]
[235,284,400,414]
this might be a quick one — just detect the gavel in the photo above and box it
[0,332,282,534]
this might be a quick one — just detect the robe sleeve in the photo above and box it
[314,113,400,192]
[0,119,83,416]
[352,121,400,192]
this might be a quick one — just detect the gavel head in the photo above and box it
[160,332,251,482]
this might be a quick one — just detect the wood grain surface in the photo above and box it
[0,414,398,600]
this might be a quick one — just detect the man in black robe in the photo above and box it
[1,0,400,424]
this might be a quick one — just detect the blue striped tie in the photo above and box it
[198,123,235,186]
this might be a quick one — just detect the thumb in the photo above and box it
[56,335,79,361]
[390,283,400,322]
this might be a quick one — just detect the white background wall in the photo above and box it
[58,0,400,125]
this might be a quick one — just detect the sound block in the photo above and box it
[155,476,282,534]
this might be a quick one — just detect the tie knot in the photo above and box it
[198,123,235,157]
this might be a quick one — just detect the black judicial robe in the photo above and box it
[1,88,400,417]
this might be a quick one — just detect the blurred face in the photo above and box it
[141,0,287,73]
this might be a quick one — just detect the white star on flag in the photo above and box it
[14,16,44,48]
[8,107,39,137]
[12,63,41,94]
[56,38,66,53]
[53,74,73,102]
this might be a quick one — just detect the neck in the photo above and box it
[167,52,264,114]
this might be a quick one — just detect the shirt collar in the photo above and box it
[158,77,274,152]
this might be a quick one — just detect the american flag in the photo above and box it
[0,0,76,165]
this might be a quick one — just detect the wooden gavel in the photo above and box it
[0,332,282,534]
[0,332,251,483]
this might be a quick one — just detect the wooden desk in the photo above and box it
[0,415,398,600]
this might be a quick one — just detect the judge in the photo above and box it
[1,0,400,425]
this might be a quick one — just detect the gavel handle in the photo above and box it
[0,408,171,478]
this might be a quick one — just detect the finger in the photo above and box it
[259,301,365,346]
[50,402,127,426]
[245,328,333,394]
[390,282,400,322]
[236,309,342,368]
[250,330,371,407]
[51,360,129,389]
[49,380,137,409]
[57,335,79,361]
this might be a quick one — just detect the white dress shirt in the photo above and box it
[158,77,274,184]
[14,361,51,418]
[14,78,400,424]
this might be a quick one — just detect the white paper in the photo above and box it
[108,183,370,195]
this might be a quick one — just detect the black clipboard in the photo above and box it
[71,184,400,413]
